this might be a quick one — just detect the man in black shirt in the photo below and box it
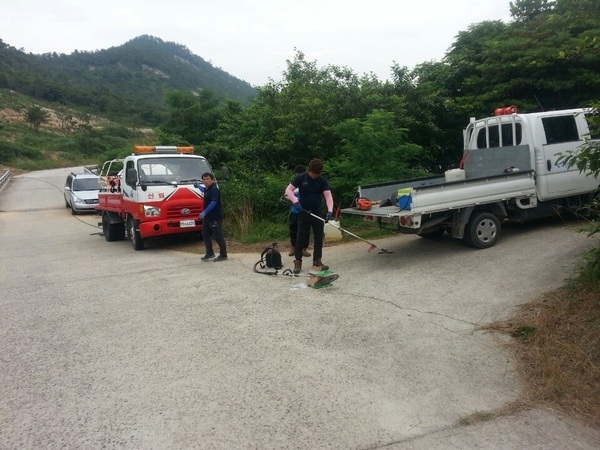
[284,159,334,274]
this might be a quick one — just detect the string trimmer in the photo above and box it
[307,211,392,254]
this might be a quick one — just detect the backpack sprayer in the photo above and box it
[252,243,339,289]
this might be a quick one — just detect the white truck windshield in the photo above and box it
[137,157,212,184]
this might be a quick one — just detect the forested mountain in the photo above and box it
[0,35,256,125]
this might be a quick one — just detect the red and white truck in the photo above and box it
[341,106,599,249]
[96,145,219,250]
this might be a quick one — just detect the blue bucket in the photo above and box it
[398,195,412,210]
[397,188,412,210]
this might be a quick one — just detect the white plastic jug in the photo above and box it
[324,220,343,241]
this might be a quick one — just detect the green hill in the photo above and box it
[0,35,256,127]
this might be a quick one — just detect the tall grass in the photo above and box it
[487,246,600,428]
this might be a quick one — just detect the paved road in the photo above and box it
[1,168,599,449]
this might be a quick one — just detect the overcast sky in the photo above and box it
[2,0,513,87]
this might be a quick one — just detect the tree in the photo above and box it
[328,109,426,204]
[160,88,224,146]
[25,105,50,131]
[443,0,600,112]
[389,62,462,171]
[510,0,556,22]
[56,106,75,132]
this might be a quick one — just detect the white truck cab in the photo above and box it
[464,107,598,201]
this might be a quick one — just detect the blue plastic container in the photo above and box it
[397,188,412,210]
[398,195,412,210]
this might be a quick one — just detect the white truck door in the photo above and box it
[538,113,597,198]
[122,159,138,202]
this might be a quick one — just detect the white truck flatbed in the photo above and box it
[341,170,537,219]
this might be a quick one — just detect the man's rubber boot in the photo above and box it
[307,273,339,289]
[293,259,302,274]
[310,259,329,274]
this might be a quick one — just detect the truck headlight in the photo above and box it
[143,205,161,217]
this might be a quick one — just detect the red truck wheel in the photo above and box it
[127,215,145,251]
[102,212,118,242]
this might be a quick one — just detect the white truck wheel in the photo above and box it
[464,212,500,249]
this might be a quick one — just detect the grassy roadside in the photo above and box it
[484,259,600,429]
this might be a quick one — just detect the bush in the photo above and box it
[0,141,18,161]
[220,166,291,235]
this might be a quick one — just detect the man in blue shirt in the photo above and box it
[285,159,334,274]
[197,172,227,262]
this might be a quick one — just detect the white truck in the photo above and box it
[340,106,598,249]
